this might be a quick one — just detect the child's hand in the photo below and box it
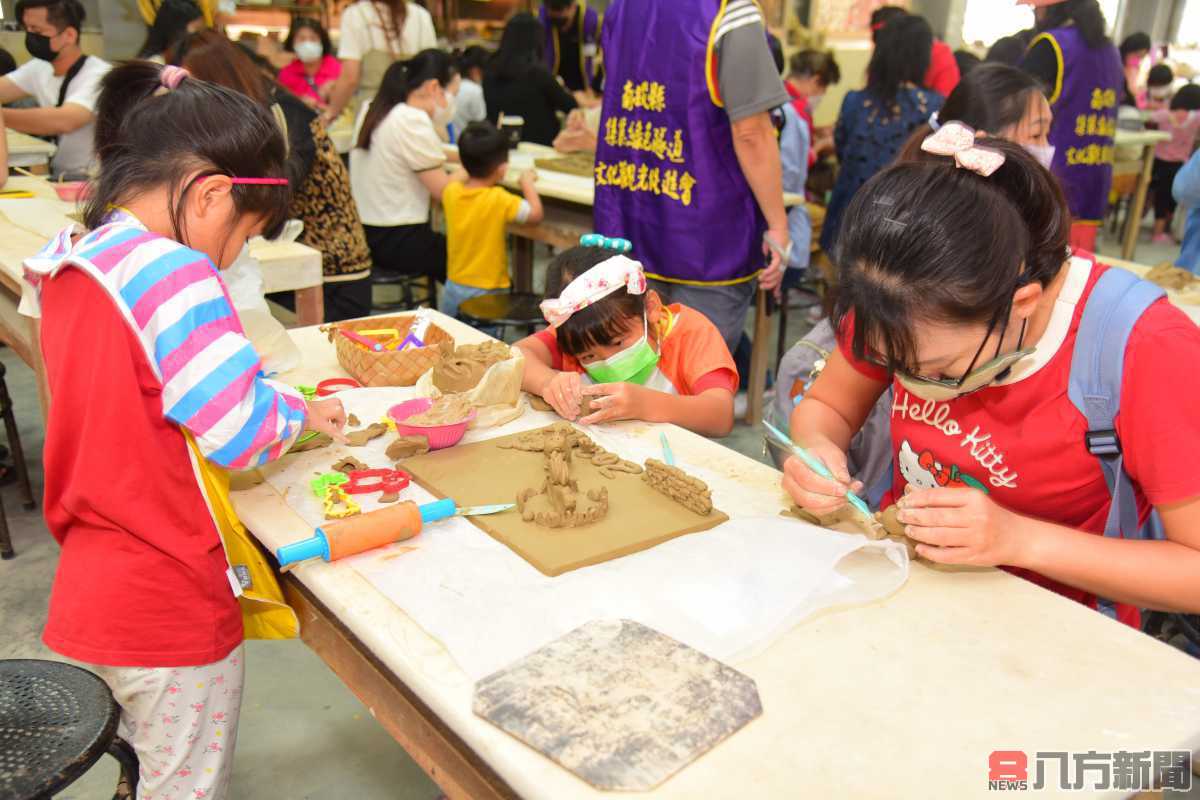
[781,441,862,516]
[579,382,649,425]
[305,397,350,445]
[520,169,538,188]
[542,371,583,420]
[896,487,1025,567]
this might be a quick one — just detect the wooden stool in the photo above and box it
[0,659,139,800]
[0,362,36,561]
[458,293,543,339]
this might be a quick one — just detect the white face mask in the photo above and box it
[1024,142,1055,170]
[294,40,323,64]
[808,93,824,111]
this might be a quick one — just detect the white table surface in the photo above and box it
[5,128,56,169]
[230,310,1200,800]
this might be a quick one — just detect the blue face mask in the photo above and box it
[582,315,660,385]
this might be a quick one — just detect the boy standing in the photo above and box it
[441,122,544,320]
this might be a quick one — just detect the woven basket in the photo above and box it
[324,316,455,387]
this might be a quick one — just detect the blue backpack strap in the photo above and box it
[1067,267,1165,617]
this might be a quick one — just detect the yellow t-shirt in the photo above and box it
[442,182,524,289]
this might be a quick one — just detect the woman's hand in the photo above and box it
[304,397,350,444]
[579,382,650,425]
[897,488,1026,566]
[781,439,861,516]
[541,371,583,420]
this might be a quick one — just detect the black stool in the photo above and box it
[458,293,543,340]
[773,272,828,370]
[0,362,36,561]
[371,272,437,312]
[0,659,139,800]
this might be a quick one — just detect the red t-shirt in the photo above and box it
[840,258,1200,626]
[785,82,817,168]
[39,269,243,667]
[924,39,960,98]
[534,303,738,395]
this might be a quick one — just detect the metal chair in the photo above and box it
[0,362,36,560]
[0,659,139,800]
[458,293,544,340]
[371,272,437,312]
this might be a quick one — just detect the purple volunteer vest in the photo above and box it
[1037,27,1123,223]
[593,0,763,284]
[540,3,600,88]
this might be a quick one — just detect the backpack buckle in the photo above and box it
[1085,428,1122,456]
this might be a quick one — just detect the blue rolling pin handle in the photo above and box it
[419,498,459,524]
[276,527,331,568]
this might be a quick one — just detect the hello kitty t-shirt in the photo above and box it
[840,256,1200,626]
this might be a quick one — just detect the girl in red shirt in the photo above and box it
[27,63,346,799]
[516,245,737,437]
[783,126,1200,625]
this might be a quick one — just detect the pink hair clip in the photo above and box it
[160,65,189,90]
[920,121,1006,177]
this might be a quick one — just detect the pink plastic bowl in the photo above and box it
[388,398,476,450]
[54,181,90,202]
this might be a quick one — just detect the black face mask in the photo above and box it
[25,31,58,62]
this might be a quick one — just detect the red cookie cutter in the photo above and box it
[315,377,363,397]
[343,468,412,495]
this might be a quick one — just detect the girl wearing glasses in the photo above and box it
[783,124,1200,626]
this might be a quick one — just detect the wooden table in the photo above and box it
[231,310,1200,800]
[5,129,55,171]
[0,175,327,414]
[1114,128,1171,261]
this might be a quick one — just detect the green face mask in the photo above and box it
[583,315,660,385]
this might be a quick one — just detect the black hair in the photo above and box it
[788,49,841,87]
[0,49,16,75]
[1148,63,1174,88]
[86,61,291,259]
[1171,83,1200,112]
[357,49,454,150]
[546,246,646,356]
[1037,0,1110,50]
[833,137,1069,375]
[15,0,84,34]
[458,121,510,178]
[954,49,981,77]
[1119,32,1151,60]
[867,14,932,101]
[985,31,1034,66]
[489,12,544,82]
[283,16,332,57]
[457,44,490,80]
[767,31,784,76]
[870,5,907,42]
[137,0,201,60]
[902,63,1044,152]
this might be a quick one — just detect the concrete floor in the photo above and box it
[0,226,1183,798]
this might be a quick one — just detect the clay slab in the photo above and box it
[402,424,729,576]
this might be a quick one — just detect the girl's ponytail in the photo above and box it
[356,49,453,150]
[91,59,171,166]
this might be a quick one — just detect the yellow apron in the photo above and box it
[185,433,299,641]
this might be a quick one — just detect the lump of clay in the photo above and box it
[345,422,389,446]
[456,341,510,368]
[876,505,918,559]
[1146,262,1200,291]
[405,394,474,426]
[528,393,598,419]
[290,433,332,453]
[432,357,486,394]
[386,435,430,460]
[331,456,368,475]
[643,458,713,516]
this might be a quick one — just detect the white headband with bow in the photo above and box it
[540,255,647,327]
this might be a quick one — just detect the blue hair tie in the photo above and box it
[580,233,632,254]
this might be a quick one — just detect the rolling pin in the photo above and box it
[276,499,513,568]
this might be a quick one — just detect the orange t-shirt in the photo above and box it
[534,303,738,395]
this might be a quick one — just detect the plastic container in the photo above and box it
[54,181,90,202]
[388,398,476,450]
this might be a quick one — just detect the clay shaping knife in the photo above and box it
[762,420,875,524]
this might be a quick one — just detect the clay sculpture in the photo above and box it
[643,458,714,516]
[345,422,389,447]
[331,456,369,475]
[432,357,487,394]
[456,340,511,368]
[513,424,610,528]
[386,435,431,461]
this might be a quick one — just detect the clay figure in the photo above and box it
[512,424,610,528]
[386,435,430,461]
[345,422,389,447]
[643,458,713,516]
[347,414,361,427]
[331,456,369,475]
